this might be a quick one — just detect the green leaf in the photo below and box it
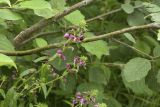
[122,76,153,95]
[122,57,151,82]
[88,65,111,85]
[41,83,47,99]
[124,33,136,43]
[36,103,48,107]
[0,54,17,69]
[20,68,36,77]
[157,29,160,41]
[134,39,151,54]
[0,34,14,51]
[3,88,20,107]
[58,75,76,95]
[77,83,104,102]
[77,83,104,93]
[0,9,21,20]
[150,13,160,22]
[106,97,122,107]
[15,0,52,10]
[127,11,146,26]
[143,2,160,13]
[82,32,109,59]
[0,0,11,6]
[0,89,5,99]
[143,3,160,22]
[34,38,48,47]
[65,10,86,26]
[33,56,48,63]
[153,45,160,57]
[51,0,66,11]
[34,8,59,18]
[156,70,160,84]
[121,3,134,14]
[143,35,159,47]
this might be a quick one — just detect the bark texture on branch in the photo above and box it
[1,23,160,56]
[13,0,94,46]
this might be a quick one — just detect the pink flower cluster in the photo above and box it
[64,33,84,42]
[56,49,66,60]
[72,92,97,107]
[74,56,86,67]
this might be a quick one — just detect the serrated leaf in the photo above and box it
[0,34,14,51]
[121,3,134,14]
[35,38,48,47]
[0,0,11,6]
[143,2,160,13]
[122,57,151,82]
[0,54,17,69]
[82,32,109,59]
[0,9,21,20]
[88,65,111,85]
[65,10,86,26]
[15,0,51,10]
[124,33,136,43]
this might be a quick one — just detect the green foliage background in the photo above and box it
[0,0,160,107]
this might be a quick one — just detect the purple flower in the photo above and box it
[69,34,75,40]
[57,49,62,54]
[72,99,78,105]
[79,60,86,67]
[80,98,86,106]
[59,54,66,60]
[64,33,70,39]
[76,92,82,99]
[66,64,71,70]
[74,56,80,65]
[56,49,66,60]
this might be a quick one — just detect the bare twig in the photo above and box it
[21,31,61,45]
[86,5,143,23]
[13,0,94,46]
[112,38,154,59]
[0,23,160,56]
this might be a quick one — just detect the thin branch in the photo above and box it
[19,4,142,45]
[83,23,160,42]
[86,5,143,23]
[0,23,160,56]
[13,0,94,46]
[103,63,124,68]
[112,38,154,59]
[21,31,61,45]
